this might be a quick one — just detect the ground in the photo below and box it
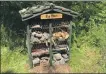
[29,64,71,73]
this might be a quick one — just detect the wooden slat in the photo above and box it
[27,25,33,68]
[49,23,53,66]
[68,21,72,60]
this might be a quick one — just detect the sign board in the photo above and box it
[40,13,62,19]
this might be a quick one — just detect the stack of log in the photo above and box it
[32,50,69,66]
[30,25,70,66]
[30,30,69,45]
[32,49,49,57]
[30,31,50,44]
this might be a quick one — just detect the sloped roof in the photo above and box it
[19,3,79,21]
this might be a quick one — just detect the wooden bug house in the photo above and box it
[19,3,78,69]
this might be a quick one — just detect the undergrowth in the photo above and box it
[69,23,106,73]
[1,46,29,73]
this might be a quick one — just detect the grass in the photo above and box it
[1,42,106,73]
[1,44,106,73]
[1,46,29,73]
[69,32,106,72]
[69,23,106,73]
[69,43,104,73]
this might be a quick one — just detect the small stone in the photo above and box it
[41,57,50,61]
[59,58,65,64]
[54,58,65,65]
[53,53,62,61]
[54,61,60,65]
[43,32,50,39]
[35,33,43,37]
[64,58,69,62]
[62,54,69,62]
[53,53,65,65]
[33,58,40,65]
[62,54,68,59]
[40,57,50,67]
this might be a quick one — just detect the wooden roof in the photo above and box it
[19,3,79,21]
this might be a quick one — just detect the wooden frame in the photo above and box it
[26,25,33,68]
[19,3,78,69]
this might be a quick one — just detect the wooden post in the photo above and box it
[26,25,33,69]
[49,23,53,66]
[68,21,72,60]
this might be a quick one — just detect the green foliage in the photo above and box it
[1,1,106,73]
[70,44,105,73]
[1,24,26,51]
[1,46,28,73]
[70,23,106,72]
[1,24,8,46]
[57,1,106,73]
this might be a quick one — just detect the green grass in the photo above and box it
[69,24,106,73]
[1,44,106,73]
[1,45,106,73]
[1,46,29,73]
[69,43,104,73]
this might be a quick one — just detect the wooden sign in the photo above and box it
[40,13,62,19]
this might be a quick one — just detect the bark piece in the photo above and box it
[32,49,49,56]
